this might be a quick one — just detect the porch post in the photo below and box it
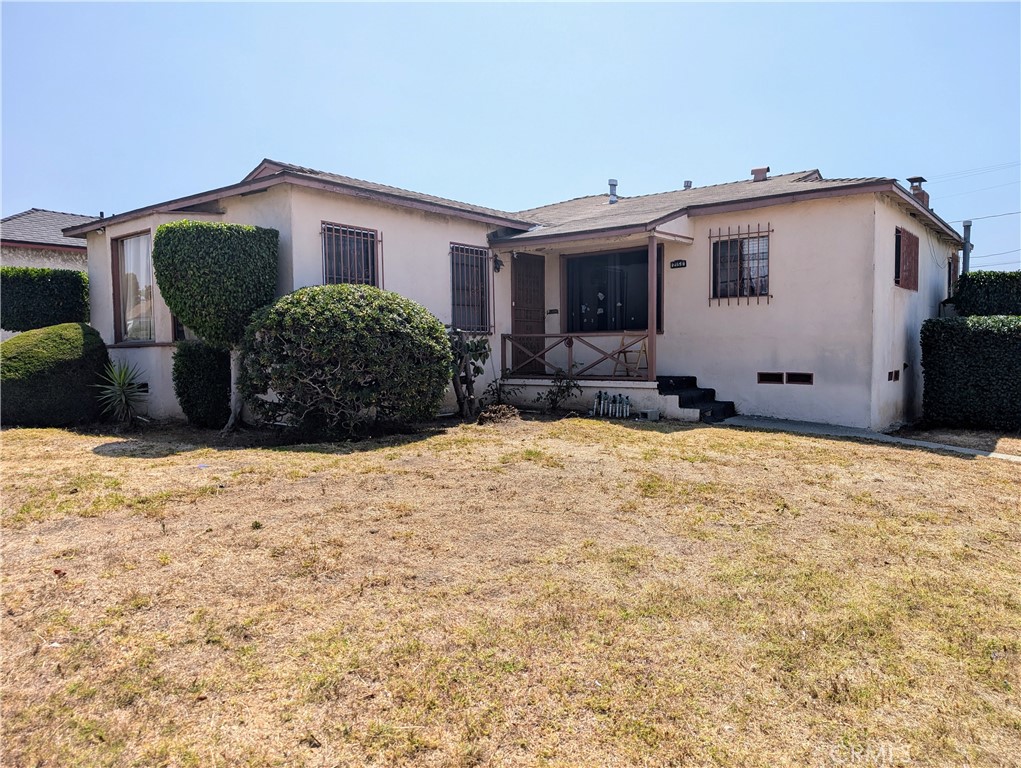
[646,234,657,382]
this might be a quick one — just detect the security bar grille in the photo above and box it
[322,222,378,286]
[450,243,491,333]
[709,223,772,305]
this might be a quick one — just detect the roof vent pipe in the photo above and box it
[751,166,770,182]
[683,180,692,190]
[608,179,618,204]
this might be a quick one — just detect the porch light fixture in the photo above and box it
[492,254,504,272]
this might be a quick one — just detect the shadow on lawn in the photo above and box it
[89,419,452,460]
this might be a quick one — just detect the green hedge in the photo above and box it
[152,221,278,349]
[0,323,110,426]
[952,270,1021,317]
[239,284,452,434]
[172,340,231,428]
[920,316,1021,430]
[1,267,89,331]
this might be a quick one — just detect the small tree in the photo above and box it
[151,221,278,431]
[448,328,491,420]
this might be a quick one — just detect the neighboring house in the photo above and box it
[2,208,94,270]
[63,160,962,430]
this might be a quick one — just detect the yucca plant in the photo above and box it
[94,361,147,425]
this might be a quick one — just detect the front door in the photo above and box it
[511,253,545,374]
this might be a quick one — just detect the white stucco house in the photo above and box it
[63,160,962,430]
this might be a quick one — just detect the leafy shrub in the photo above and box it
[239,284,452,433]
[151,221,278,348]
[920,315,1021,430]
[448,329,491,420]
[0,267,89,331]
[0,322,110,426]
[952,270,1021,317]
[172,340,231,428]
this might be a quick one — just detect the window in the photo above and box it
[172,316,200,342]
[450,244,491,333]
[894,227,918,290]
[710,225,770,302]
[322,222,378,286]
[565,246,664,333]
[114,232,153,343]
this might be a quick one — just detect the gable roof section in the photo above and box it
[64,160,533,238]
[494,171,961,246]
[2,208,95,249]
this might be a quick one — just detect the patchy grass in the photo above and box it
[2,419,1019,767]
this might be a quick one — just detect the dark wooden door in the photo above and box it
[512,253,545,374]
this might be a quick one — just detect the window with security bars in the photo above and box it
[710,225,771,303]
[322,223,378,286]
[894,227,919,291]
[450,244,491,333]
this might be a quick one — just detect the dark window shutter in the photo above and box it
[902,229,919,291]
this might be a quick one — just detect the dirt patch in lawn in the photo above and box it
[890,425,1021,456]
[2,419,1019,767]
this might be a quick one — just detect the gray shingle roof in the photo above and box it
[2,208,96,249]
[499,170,894,242]
[253,160,532,226]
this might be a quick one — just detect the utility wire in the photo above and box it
[948,211,1020,223]
[973,260,1021,269]
[972,248,1021,259]
[927,161,1020,183]
[933,180,1021,200]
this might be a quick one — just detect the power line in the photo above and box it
[948,211,1020,223]
[973,260,1020,269]
[972,248,1021,259]
[933,180,1021,200]
[927,161,1020,183]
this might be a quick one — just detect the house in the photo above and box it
[63,160,962,430]
[2,208,93,270]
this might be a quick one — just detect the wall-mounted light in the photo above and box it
[493,255,504,273]
[96,227,106,235]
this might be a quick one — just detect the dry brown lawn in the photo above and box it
[890,426,1021,457]
[2,417,1019,767]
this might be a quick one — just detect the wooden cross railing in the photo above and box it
[501,332,651,380]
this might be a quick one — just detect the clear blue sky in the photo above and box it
[3,2,1019,270]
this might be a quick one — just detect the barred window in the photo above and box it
[710,225,771,303]
[322,222,378,286]
[450,243,491,333]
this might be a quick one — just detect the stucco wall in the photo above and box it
[869,195,955,429]
[1,245,88,271]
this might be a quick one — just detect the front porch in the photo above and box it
[501,331,652,380]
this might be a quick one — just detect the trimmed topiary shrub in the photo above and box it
[239,284,452,433]
[151,221,278,349]
[952,270,1021,317]
[172,340,231,428]
[1,267,89,331]
[921,315,1021,430]
[0,322,110,426]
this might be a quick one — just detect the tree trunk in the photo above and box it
[221,348,243,434]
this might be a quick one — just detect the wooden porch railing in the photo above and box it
[501,332,652,381]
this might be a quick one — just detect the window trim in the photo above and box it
[111,230,155,345]
[450,242,494,335]
[709,224,772,305]
[321,221,381,287]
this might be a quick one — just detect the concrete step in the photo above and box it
[657,374,735,423]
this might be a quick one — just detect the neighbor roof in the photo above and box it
[2,208,95,249]
[494,170,961,245]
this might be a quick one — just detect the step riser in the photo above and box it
[657,375,734,424]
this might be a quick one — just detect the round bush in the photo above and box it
[0,323,110,426]
[239,284,452,433]
[172,340,231,428]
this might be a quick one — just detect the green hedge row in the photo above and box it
[1,266,89,331]
[952,270,1021,317]
[920,316,1021,430]
[172,340,231,428]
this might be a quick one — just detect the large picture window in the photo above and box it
[710,225,770,302]
[450,244,491,333]
[114,232,153,343]
[322,222,378,286]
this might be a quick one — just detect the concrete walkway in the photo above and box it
[722,415,1021,465]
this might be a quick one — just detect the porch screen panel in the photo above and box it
[451,244,491,333]
[323,223,378,286]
